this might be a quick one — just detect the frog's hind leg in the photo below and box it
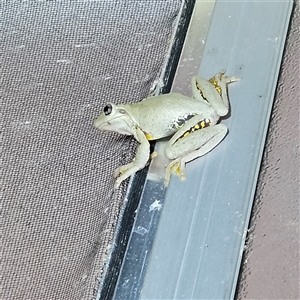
[164,123,228,186]
[191,71,239,117]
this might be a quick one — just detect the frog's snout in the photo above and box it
[94,116,112,132]
[93,117,103,130]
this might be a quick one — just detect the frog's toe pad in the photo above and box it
[113,167,124,178]
[150,151,158,159]
[114,162,135,178]
[113,169,120,178]
[165,160,186,184]
[113,167,127,178]
[179,172,187,181]
[170,162,181,176]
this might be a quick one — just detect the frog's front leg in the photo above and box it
[164,115,228,186]
[114,127,150,188]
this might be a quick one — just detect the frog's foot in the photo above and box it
[149,78,164,96]
[113,162,134,178]
[212,70,240,85]
[164,158,187,186]
[113,162,138,188]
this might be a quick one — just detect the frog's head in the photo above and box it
[94,103,134,136]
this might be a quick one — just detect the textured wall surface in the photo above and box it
[1,2,181,299]
[236,3,299,299]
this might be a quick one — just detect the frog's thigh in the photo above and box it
[164,124,227,186]
[179,124,227,166]
[165,123,228,161]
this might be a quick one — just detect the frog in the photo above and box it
[94,70,239,188]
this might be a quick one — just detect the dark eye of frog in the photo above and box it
[103,104,112,116]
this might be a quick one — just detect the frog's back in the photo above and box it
[124,93,211,140]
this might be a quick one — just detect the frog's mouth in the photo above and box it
[93,115,135,136]
[93,119,112,131]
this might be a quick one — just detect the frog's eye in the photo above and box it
[104,104,112,116]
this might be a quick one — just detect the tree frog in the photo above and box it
[94,71,239,188]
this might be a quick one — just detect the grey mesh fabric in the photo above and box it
[1,1,182,299]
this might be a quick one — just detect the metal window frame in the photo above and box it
[97,0,294,299]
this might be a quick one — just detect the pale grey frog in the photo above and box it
[94,71,239,188]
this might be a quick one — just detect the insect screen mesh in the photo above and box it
[1,1,182,299]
